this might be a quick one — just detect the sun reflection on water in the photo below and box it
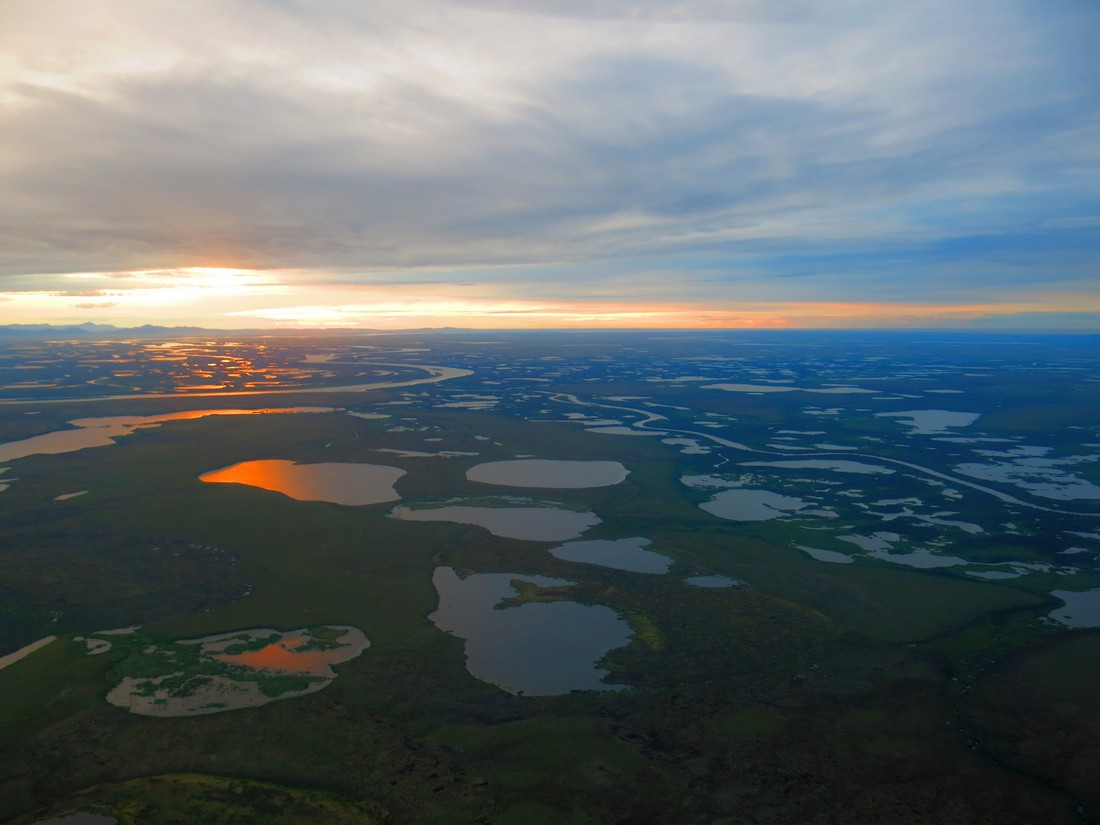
[199,459,405,506]
[216,637,339,675]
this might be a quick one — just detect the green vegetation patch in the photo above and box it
[104,626,369,717]
[6,772,387,825]
[966,633,1100,817]
[428,714,654,807]
[714,706,789,738]
[672,530,1048,642]
[0,535,248,652]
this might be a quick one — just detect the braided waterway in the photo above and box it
[546,392,1100,518]
[0,362,472,405]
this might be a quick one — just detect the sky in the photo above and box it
[1,0,1098,330]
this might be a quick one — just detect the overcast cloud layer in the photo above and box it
[2,0,1098,327]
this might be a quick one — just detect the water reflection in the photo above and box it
[199,626,371,676]
[106,626,369,717]
[430,567,631,695]
[695,488,825,522]
[1048,588,1100,627]
[467,458,629,488]
[391,502,600,540]
[0,338,467,401]
[0,408,334,462]
[216,636,342,674]
[549,537,671,573]
[200,460,405,506]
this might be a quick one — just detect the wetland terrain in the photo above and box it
[1,329,1098,823]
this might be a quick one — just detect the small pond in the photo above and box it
[795,545,855,564]
[685,575,745,588]
[54,490,89,501]
[106,625,369,717]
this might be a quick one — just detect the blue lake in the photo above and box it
[549,537,671,573]
[429,567,632,695]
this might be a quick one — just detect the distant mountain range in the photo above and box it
[0,322,213,338]
[0,322,474,339]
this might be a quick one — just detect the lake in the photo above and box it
[698,488,816,521]
[549,537,671,573]
[430,567,632,695]
[200,460,405,505]
[874,410,981,435]
[795,545,855,564]
[390,502,600,541]
[0,407,335,462]
[467,458,629,488]
[1048,588,1100,628]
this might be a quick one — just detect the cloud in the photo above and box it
[1,0,1098,326]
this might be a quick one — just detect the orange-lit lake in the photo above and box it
[216,639,337,674]
[200,460,405,505]
[0,407,334,462]
[107,626,370,717]
[206,627,370,675]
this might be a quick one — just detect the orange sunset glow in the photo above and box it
[227,297,1100,330]
[4,264,1095,331]
[4,1,1097,333]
